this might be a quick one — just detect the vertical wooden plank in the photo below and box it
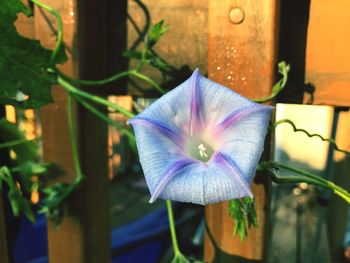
[36,1,86,262]
[37,0,110,262]
[205,1,279,262]
[127,0,208,95]
[75,0,111,262]
[305,0,350,106]
[328,110,350,261]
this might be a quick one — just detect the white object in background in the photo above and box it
[274,103,334,174]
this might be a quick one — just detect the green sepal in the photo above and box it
[228,197,258,241]
[171,253,191,263]
[146,20,168,48]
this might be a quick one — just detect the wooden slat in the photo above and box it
[37,0,110,262]
[36,1,85,262]
[305,0,350,106]
[74,0,111,261]
[328,110,350,260]
[127,0,208,95]
[205,1,279,261]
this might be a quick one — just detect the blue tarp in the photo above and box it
[13,207,170,263]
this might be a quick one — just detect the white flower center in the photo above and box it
[186,138,215,162]
[198,143,208,158]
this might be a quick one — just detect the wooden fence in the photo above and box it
[1,0,350,262]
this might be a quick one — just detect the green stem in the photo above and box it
[166,200,181,256]
[31,0,165,95]
[129,70,166,94]
[0,138,35,149]
[30,0,63,64]
[264,161,350,203]
[59,70,130,86]
[59,69,166,94]
[67,95,83,182]
[270,119,350,156]
[252,61,290,103]
[58,76,135,118]
[73,95,135,142]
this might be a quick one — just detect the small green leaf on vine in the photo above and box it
[228,197,258,241]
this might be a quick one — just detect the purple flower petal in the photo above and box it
[213,152,253,198]
[189,69,203,136]
[128,117,185,150]
[212,105,273,138]
[149,158,197,203]
[129,69,273,205]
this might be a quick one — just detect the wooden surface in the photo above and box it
[37,1,84,262]
[205,0,279,261]
[127,0,208,95]
[37,0,110,262]
[328,110,350,261]
[305,0,350,106]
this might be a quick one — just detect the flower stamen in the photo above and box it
[186,138,214,162]
[198,144,208,158]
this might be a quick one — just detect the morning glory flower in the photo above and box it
[128,69,273,205]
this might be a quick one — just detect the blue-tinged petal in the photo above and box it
[128,69,273,205]
[131,118,253,205]
[194,75,262,131]
[212,104,273,138]
[189,69,203,136]
[149,158,197,203]
[217,108,273,182]
[128,116,185,151]
[129,121,190,193]
[128,73,196,136]
[158,152,252,205]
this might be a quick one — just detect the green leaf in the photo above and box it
[227,198,258,241]
[146,20,168,48]
[0,0,66,108]
[8,188,35,222]
[0,166,35,222]
[0,119,38,163]
[0,0,31,21]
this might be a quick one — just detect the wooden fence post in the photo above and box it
[38,1,110,262]
[205,1,280,262]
